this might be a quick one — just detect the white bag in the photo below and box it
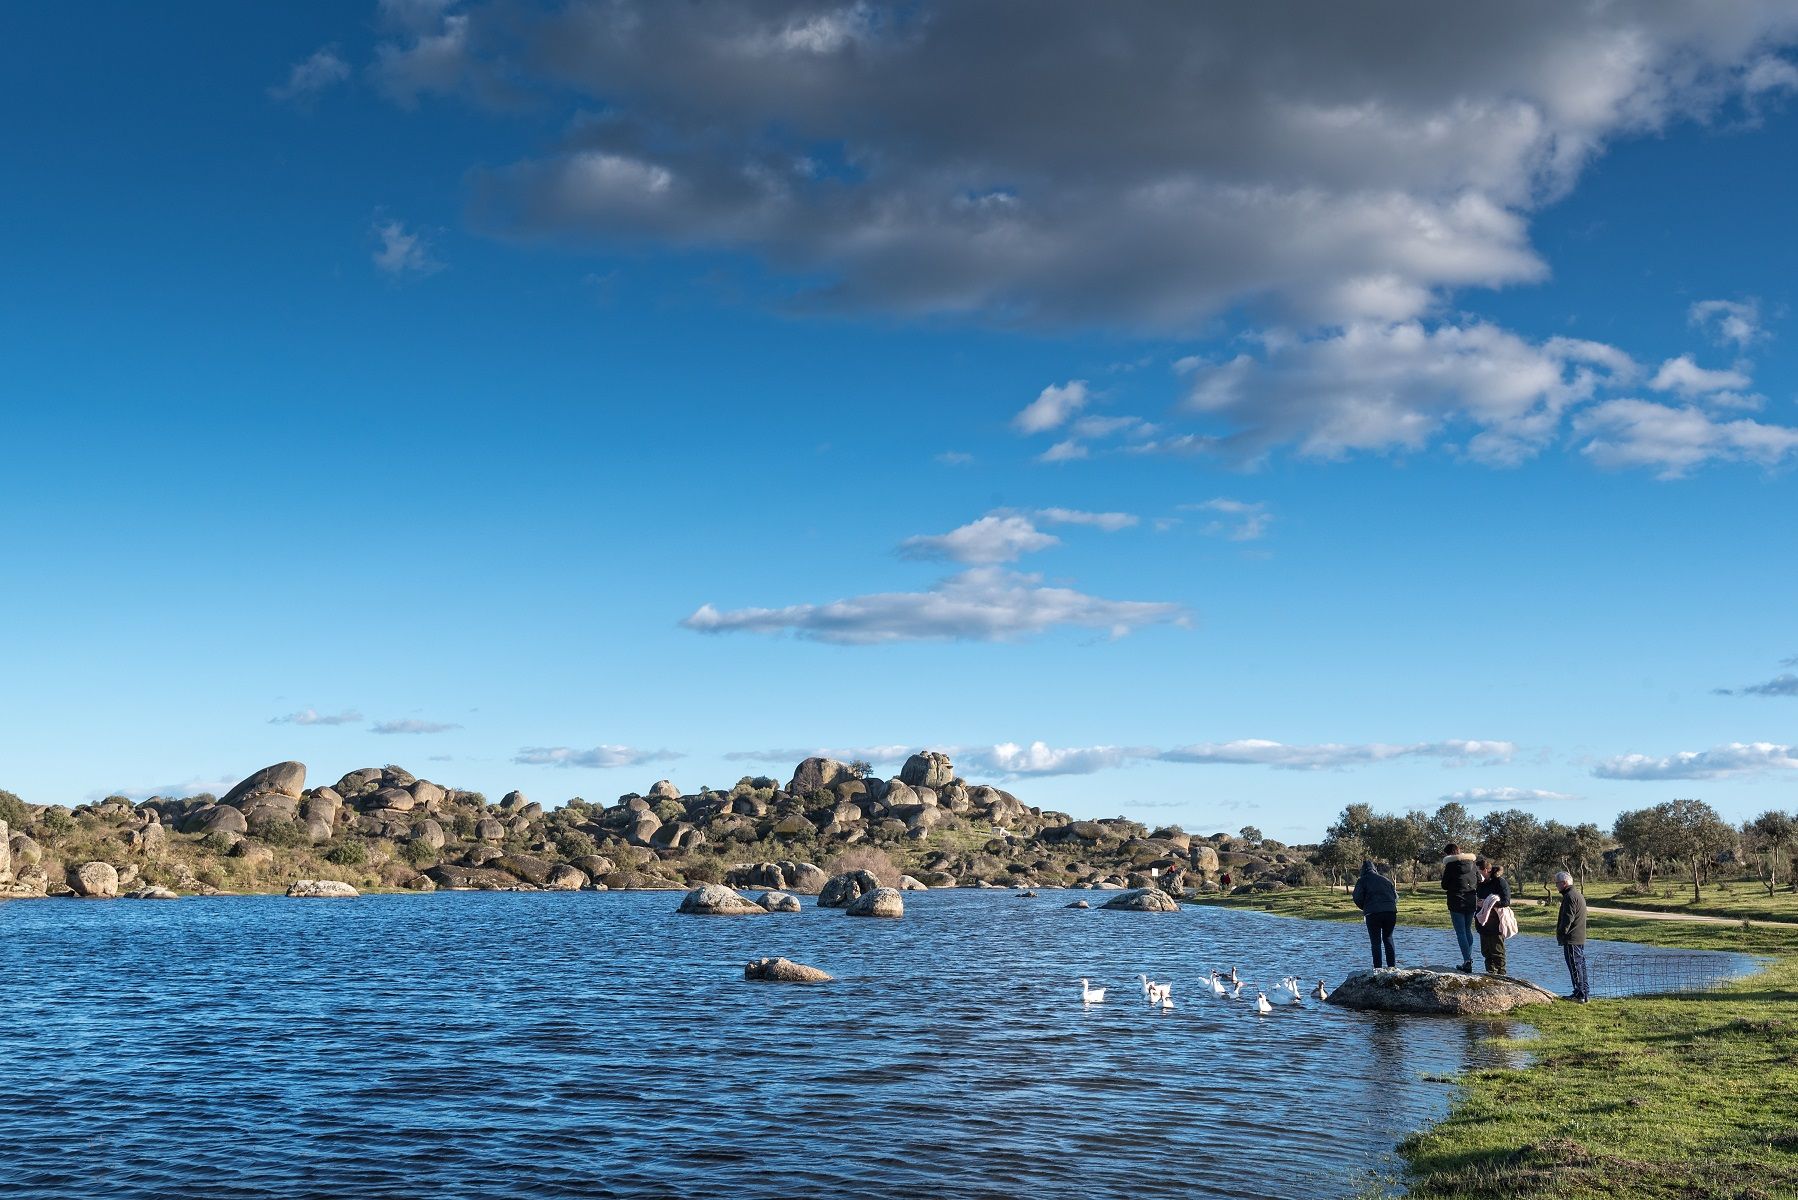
[1497,905,1519,940]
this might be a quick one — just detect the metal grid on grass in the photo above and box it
[1586,950,1740,997]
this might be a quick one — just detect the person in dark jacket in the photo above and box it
[1474,858,1511,976]
[1554,871,1590,1002]
[1440,843,1481,972]
[1351,859,1399,968]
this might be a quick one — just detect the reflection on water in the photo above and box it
[0,891,1750,1199]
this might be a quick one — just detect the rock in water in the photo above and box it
[897,875,928,891]
[786,863,828,894]
[744,957,832,983]
[286,879,359,898]
[758,890,802,913]
[220,761,307,807]
[69,861,119,898]
[846,886,904,918]
[1066,900,1090,909]
[1101,887,1180,912]
[124,886,180,900]
[1325,967,1558,1015]
[817,869,881,908]
[677,884,767,915]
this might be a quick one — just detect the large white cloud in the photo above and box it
[682,566,1187,644]
[375,1,1798,329]
[1592,741,1798,780]
[1573,400,1798,478]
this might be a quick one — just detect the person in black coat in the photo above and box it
[1474,858,1511,976]
[1439,843,1481,972]
[1351,859,1399,967]
[1555,871,1590,1002]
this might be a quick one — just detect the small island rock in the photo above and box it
[744,957,832,983]
[759,890,802,913]
[286,879,359,898]
[846,886,904,918]
[678,883,766,915]
[1325,967,1558,1016]
[1101,887,1180,912]
[69,861,120,898]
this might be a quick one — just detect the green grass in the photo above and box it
[1577,878,1798,925]
[1193,887,1798,1199]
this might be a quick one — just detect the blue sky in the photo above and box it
[5,2,1798,840]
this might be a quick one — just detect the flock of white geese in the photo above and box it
[1078,968,1329,1014]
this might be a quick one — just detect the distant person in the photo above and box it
[1474,858,1512,976]
[1440,843,1481,972]
[1554,871,1590,1003]
[1220,871,1232,890]
[1351,859,1399,968]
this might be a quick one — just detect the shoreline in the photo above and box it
[1192,888,1798,1198]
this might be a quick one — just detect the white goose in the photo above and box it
[1254,991,1273,1015]
[1149,980,1173,1006]
[1138,974,1158,999]
[1157,989,1174,1011]
[1080,978,1107,1004]
[1231,979,1245,1000]
[1279,977,1304,1003]
[1312,980,1330,1001]
[1221,966,1241,986]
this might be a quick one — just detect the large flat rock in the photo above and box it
[1325,966,1557,1015]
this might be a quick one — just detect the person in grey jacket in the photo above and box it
[1554,871,1590,1003]
[1351,859,1399,968]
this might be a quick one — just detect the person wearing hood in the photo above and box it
[1351,859,1399,968]
[1440,843,1481,973]
[1474,857,1512,976]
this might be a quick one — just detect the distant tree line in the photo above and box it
[1311,797,1792,903]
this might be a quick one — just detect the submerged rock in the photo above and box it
[1101,887,1179,912]
[1326,967,1558,1016]
[286,879,359,898]
[745,957,832,983]
[758,890,802,913]
[1066,899,1090,909]
[124,886,180,900]
[677,884,766,915]
[846,886,904,918]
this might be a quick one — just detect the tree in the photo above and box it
[1313,834,1367,888]
[1327,804,1377,843]
[1364,813,1427,884]
[1237,825,1263,846]
[1747,810,1796,895]
[1613,807,1661,886]
[1425,802,1480,858]
[1653,798,1736,903]
[849,760,872,779]
[1477,809,1543,890]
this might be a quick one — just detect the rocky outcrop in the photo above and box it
[69,861,119,898]
[745,957,832,983]
[900,751,954,790]
[1101,887,1180,912]
[817,869,881,908]
[286,879,359,898]
[1326,967,1558,1015]
[678,884,766,915]
[787,757,851,796]
[846,886,904,918]
[544,864,588,891]
[647,780,682,801]
[221,761,307,807]
[758,890,802,913]
[0,818,10,882]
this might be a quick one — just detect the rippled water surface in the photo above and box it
[0,891,1749,1198]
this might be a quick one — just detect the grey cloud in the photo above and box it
[1713,672,1798,697]
[514,745,683,768]
[269,47,351,103]
[405,2,1798,329]
[682,566,1187,644]
[372,719,462,734]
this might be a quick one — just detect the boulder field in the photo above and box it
[0,750,1316,899]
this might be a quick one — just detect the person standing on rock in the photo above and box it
[1474,858,1512,976]
[1554,870,1590,1003]
[1351,859,1399,968]
[1440,843,1481,973]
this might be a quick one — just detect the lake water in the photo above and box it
[0,890,1750,1199]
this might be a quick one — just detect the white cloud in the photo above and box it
[1013,380,1090,434]
[98,776,241,803]
[1177,321,1637,466]
[1159,738,1515,770]
[1440,786,1579,806]
[960,742,1150,778]
[371,718,462,734]
[681,566,1187,644]
[1573,399,1798,478]
[1689,298,1765,348]
[723,744,916,766]
[269,707,364,726]
[1648,354,1753,397]
[935,450,974,466]
[1035,508,1139,532]
[372,218,443,278]
[446,4,1798,329]
[269,47,351,103]
[1037,439,1089,464]
[1593,741,1798,780]
[899,513,1059,564]
[1189,498,1272,541]
[514,745,683,768]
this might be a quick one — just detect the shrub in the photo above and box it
[37,807,74,841]
[399,838,438,867]
[0,788,28,829]
[201,832,237,856]
[554,829,598,861]
[826,846,900,887]
[258,819,308,849]
[323,838,368,866]
[681,859,723,885]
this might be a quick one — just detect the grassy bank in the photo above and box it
[1194,888,1798,1198]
